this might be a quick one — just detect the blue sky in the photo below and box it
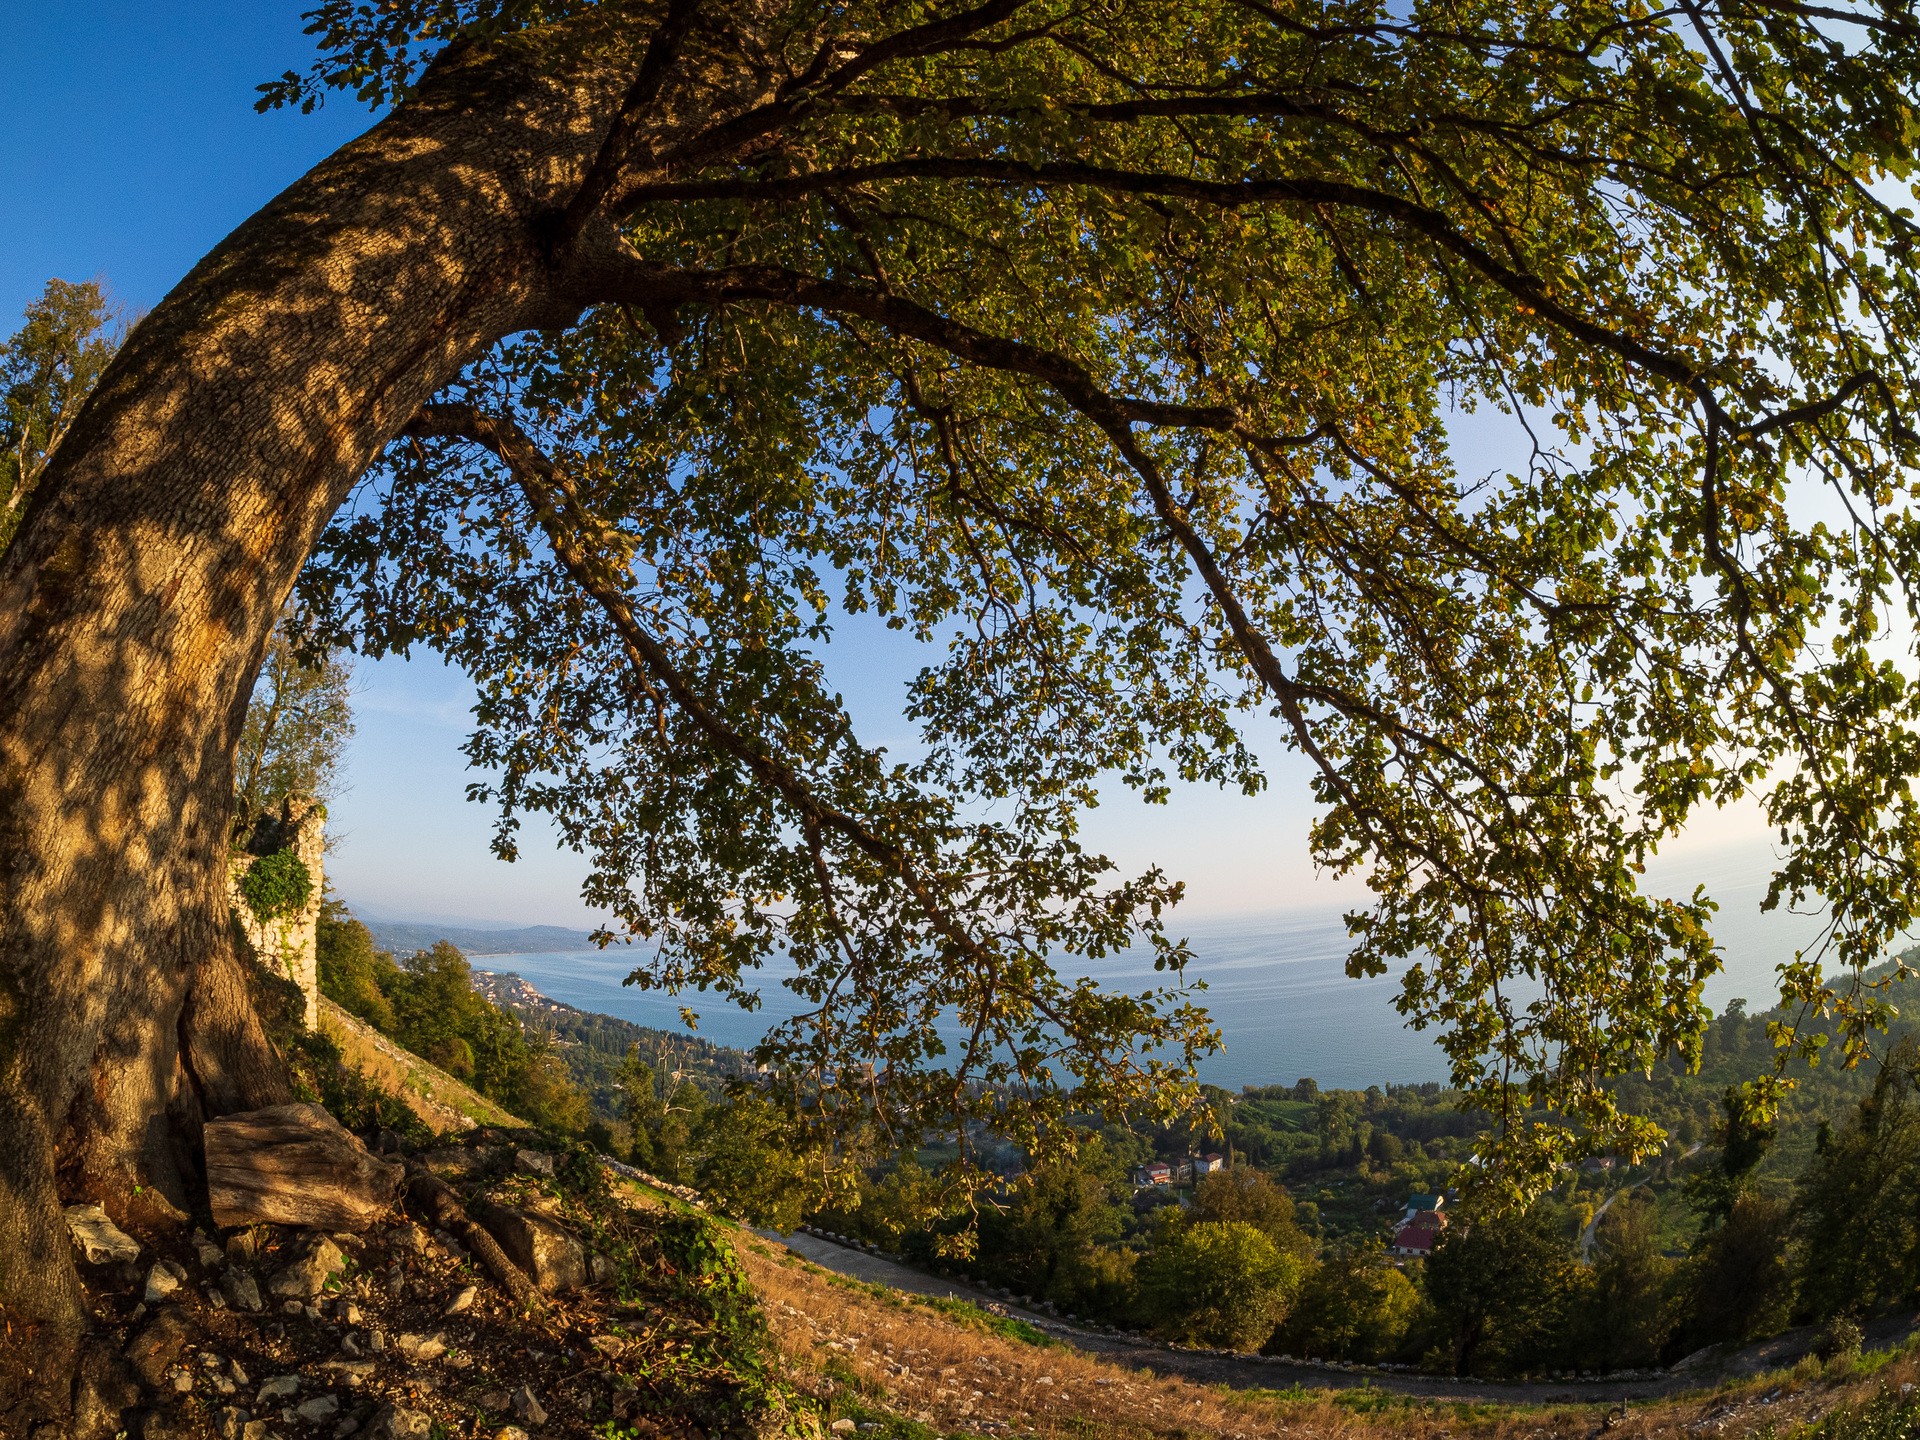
[3,3,1787,935]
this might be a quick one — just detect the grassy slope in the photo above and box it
[318,995,524,1132]
[729,1222,1920,1440]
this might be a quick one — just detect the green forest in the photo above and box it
[315,903,813,1226]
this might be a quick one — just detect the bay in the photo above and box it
[480,848,1837,1091]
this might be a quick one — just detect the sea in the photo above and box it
[475,849,1841,1090]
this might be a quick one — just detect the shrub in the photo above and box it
[238,848,313,923]
[1280,1241,1420,1363]
[1138,1219,1305,1351]
[1820,1316,1865,1364]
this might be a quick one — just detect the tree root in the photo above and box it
[402,1165,542,1311]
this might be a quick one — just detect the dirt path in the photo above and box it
[774,1231,1698,1405]
[1578,1145,1703,1261]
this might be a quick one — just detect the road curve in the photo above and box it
[773,1230,1698,1405]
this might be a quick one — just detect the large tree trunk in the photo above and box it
[0,29,746,1428]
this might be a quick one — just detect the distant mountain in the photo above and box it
[360,918,597,956]
[471,968,752,1119]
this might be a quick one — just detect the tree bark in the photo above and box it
[0,27,750,1427]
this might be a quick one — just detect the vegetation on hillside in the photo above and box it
[317,903,594,1136]
[814,965,1920,1377]
[471,971,747,1118]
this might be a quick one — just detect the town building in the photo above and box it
[1390,1207,1447,1257]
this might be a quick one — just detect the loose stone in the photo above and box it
[144,1261,185,1305]
[296,1393,342,1422]
[255,1375,300,1405]
[65,1205,141,1265]
[509,1384,547,1426]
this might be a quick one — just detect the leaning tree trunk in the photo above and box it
[0,29,752,1428]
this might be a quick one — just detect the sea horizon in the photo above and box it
[454,865,1834,1091]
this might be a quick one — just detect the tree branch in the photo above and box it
[401,400,1039,1082]
[547,0,706,250]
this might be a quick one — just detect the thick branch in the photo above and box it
[548,0,706,249]
[401,400,1031,1077]
[611,159,1701,387]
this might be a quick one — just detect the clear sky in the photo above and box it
[3,2,1792,938]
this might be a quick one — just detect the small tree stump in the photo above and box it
[205,1103,402,1230]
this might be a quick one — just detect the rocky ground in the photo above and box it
[56,1117,787,1440]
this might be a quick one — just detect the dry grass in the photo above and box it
[319,998,522,1133]
[734,1229,1920,1440]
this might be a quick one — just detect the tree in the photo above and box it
[1184,1168,1314,1260]
[1279,1240,1420,1364]
[692,1092,813,1231]
[1680,1190,1797,1347]
[1139,1219,1305,1351]
[1795,1038,1920,1322]
[315,899,400,1031]
[1424,1207,1581,1376]
[233,605,356,834]
[0,279,119,553]
[1573,1195,1677,1371]
[975,1144,1130,1302]
[1687,1087,1779,1226]
[7,4,1920,1420]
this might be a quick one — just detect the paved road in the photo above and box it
[773,1231,1698,1405]
[1578,1189,1621,1262]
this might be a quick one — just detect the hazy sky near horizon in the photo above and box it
[4,1,1800,937]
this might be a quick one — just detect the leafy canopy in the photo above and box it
[279,0,1920,1199]
[234,604,356,834]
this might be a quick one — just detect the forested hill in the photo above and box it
[1607,952,1920,1174]
[469,968,751,1117]
[360,917,596,955]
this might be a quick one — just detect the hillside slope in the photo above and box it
[470,967,751,1116]
[290,1017,1920,1440]
[318,996,524,1132]
[737,1223,1920,1440]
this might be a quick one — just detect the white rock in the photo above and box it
[297,1394,342,1422]
[144,1262,183,1304]
[830,1421,857,1433]
[395,1332,447,1361]
[256,1374,301,1404]
[366,1405,433,1439]
[64,1205,141,1265]
[444,1285,476,1316]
